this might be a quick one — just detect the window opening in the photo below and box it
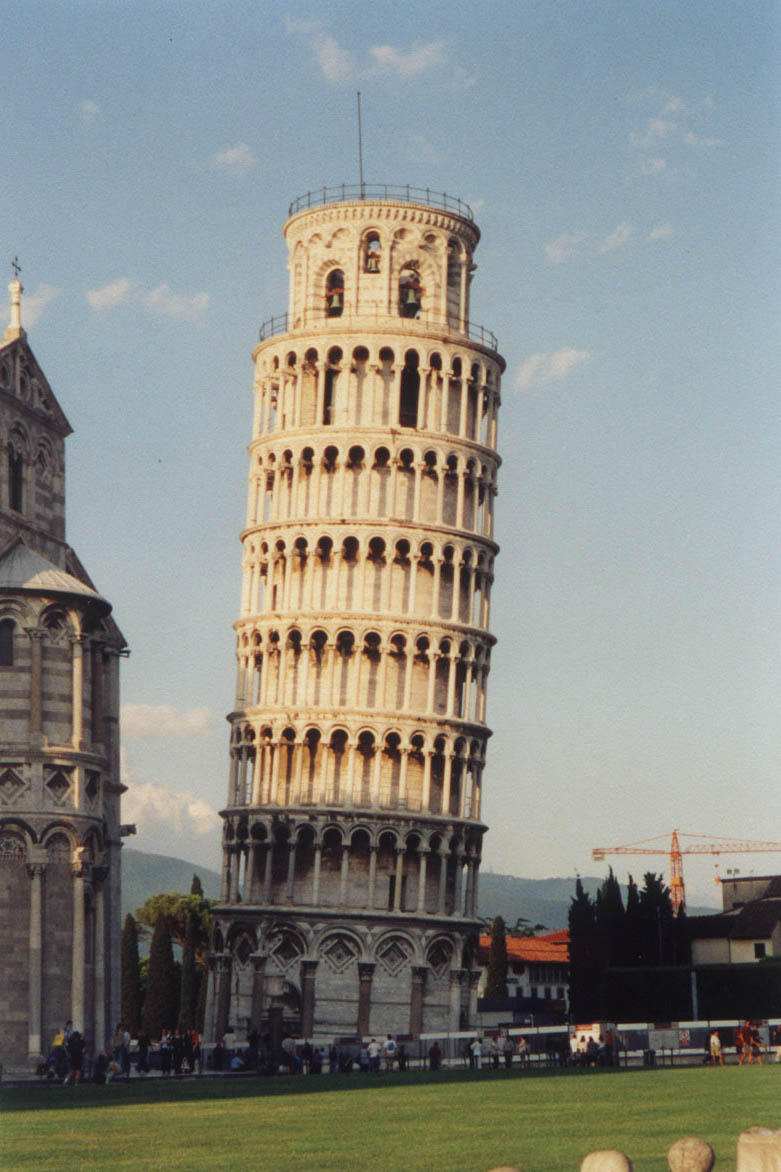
[399,268,422,318]
[0,619,13,666]
[326,269,344,317]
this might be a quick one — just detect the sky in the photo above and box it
[2,1,779,907]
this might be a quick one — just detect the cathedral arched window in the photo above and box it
[399,350,420,428]
[0,619,14,666]
[325,269,344,317]
[8,443,23,513]
[399,267,422,319]
[364,233,381,273]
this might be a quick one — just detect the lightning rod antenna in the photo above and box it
[357,91,365,198]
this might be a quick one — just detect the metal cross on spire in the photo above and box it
[11,256,21,278]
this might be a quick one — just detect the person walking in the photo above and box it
[470,1037,483,1070]
[63,1030,84,1085]
[709,1030,724,1066]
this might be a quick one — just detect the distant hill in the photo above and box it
[122,848,221,920]
[122,850,715,929]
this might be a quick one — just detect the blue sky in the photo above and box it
[3,1,779,905]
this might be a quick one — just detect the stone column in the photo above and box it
[448,969,466,1032]
[92,865,107,1055]
[422,751,432,811]
[214,954,233,1043]
[71,848,88,1031]
[468,969,481,1026]
[367,845,377,909]
[90,639,105,745]
[286,840,297,902]
[453,854,465,917]
[70,634,85,748]
[393,848,404,912]
[27,628,44,735]
[301,960,318,1038]
[339,840,350,906]
[437,852,448,915]
[250,954,267,1029]
[27,847,47,1060]
[416,850,428,914]
[312,842,322,904]
[262,842,273,902]
[409,965,427,1037]
[357,963,375,1037]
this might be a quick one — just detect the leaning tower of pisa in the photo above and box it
[205,184,504,1046]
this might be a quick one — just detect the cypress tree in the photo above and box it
[178,909,198,1031]
[120,913,142,1036]
[484,915,508,999]
[190,874,204,898]
[568,877,599,1019]
[142,917,179,1038]
[596,866,625,969]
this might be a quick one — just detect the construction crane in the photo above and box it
[591,830,781,915]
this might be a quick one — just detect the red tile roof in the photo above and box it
[478,928,570,965]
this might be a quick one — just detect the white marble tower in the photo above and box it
[206,186,503,1044]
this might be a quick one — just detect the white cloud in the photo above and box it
[213,142,256,176]
[648,223,675,241]
[23,283,61,327]
[121,777,221,845]
[640,156,667,175]
[143,284,210,319]
[598,222,633,252]
[545,230,591,264]
[122,703,212,739]
[514,348,591,391]
[370,40,447,77]
[286,19,456,86]
[683,131,723,149]
[79,99,100,128]
[86,277,133,311]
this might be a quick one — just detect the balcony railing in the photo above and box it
[288,184,474,222]
[258,306,498,352]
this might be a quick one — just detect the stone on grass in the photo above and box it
[736,1128,781,1172]
[581,1152,633,1172]
[667,1137,715,1171]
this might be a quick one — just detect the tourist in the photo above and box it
[300,1039,313,1074]
[136,1030,150,1075]
[709,1029,724,1066]
[502,1034,515,1069]
[517,1035,529,1067]
[367,1037,381,1071]
[397,1043,407,1071]
[63,1029,84,1085]
[428,1041,442,1071]
[470,1036,483,1070]
[310,1046,323,1074]
[737,1021,753,1066]
[160,1029,172,1075]
[358,1043,369,1073]
[383,1034,397,1071]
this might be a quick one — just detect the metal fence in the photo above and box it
[288,184,475,221]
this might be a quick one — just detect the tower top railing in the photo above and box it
[288,184,474,222]
[258,305,498,353]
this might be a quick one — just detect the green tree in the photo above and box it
[142,917,179,1038]
[120,913,143,1036]
[484,915,509,999]
[568,877,600,1019]
[596,867,625,969]
[638,871,675,966]
[135,891,212,962]
[508,917,548,937]
[190,873,204,898]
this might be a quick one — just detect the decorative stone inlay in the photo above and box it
[45,768,72,804]
[321,935,358,974]
[0,767,26,803]
[269,932,303,971]
[427,940,453,979]
[376,938,411,977]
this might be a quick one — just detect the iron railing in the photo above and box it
[288,184,474,221]
[258,306,498,352]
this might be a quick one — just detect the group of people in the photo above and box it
[46,1021,203,1084]
[464,1034,532,1071]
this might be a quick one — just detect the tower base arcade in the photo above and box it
[203,806,483,1043]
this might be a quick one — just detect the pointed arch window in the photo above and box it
[8,445,23,513]
[325,269,344,317]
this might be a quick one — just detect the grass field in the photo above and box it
[2,1065,777,1172]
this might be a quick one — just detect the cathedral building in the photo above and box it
[0,271,127,1074]
[205,185,503,1044]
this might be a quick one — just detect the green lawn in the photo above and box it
[2,1065,777,1172]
